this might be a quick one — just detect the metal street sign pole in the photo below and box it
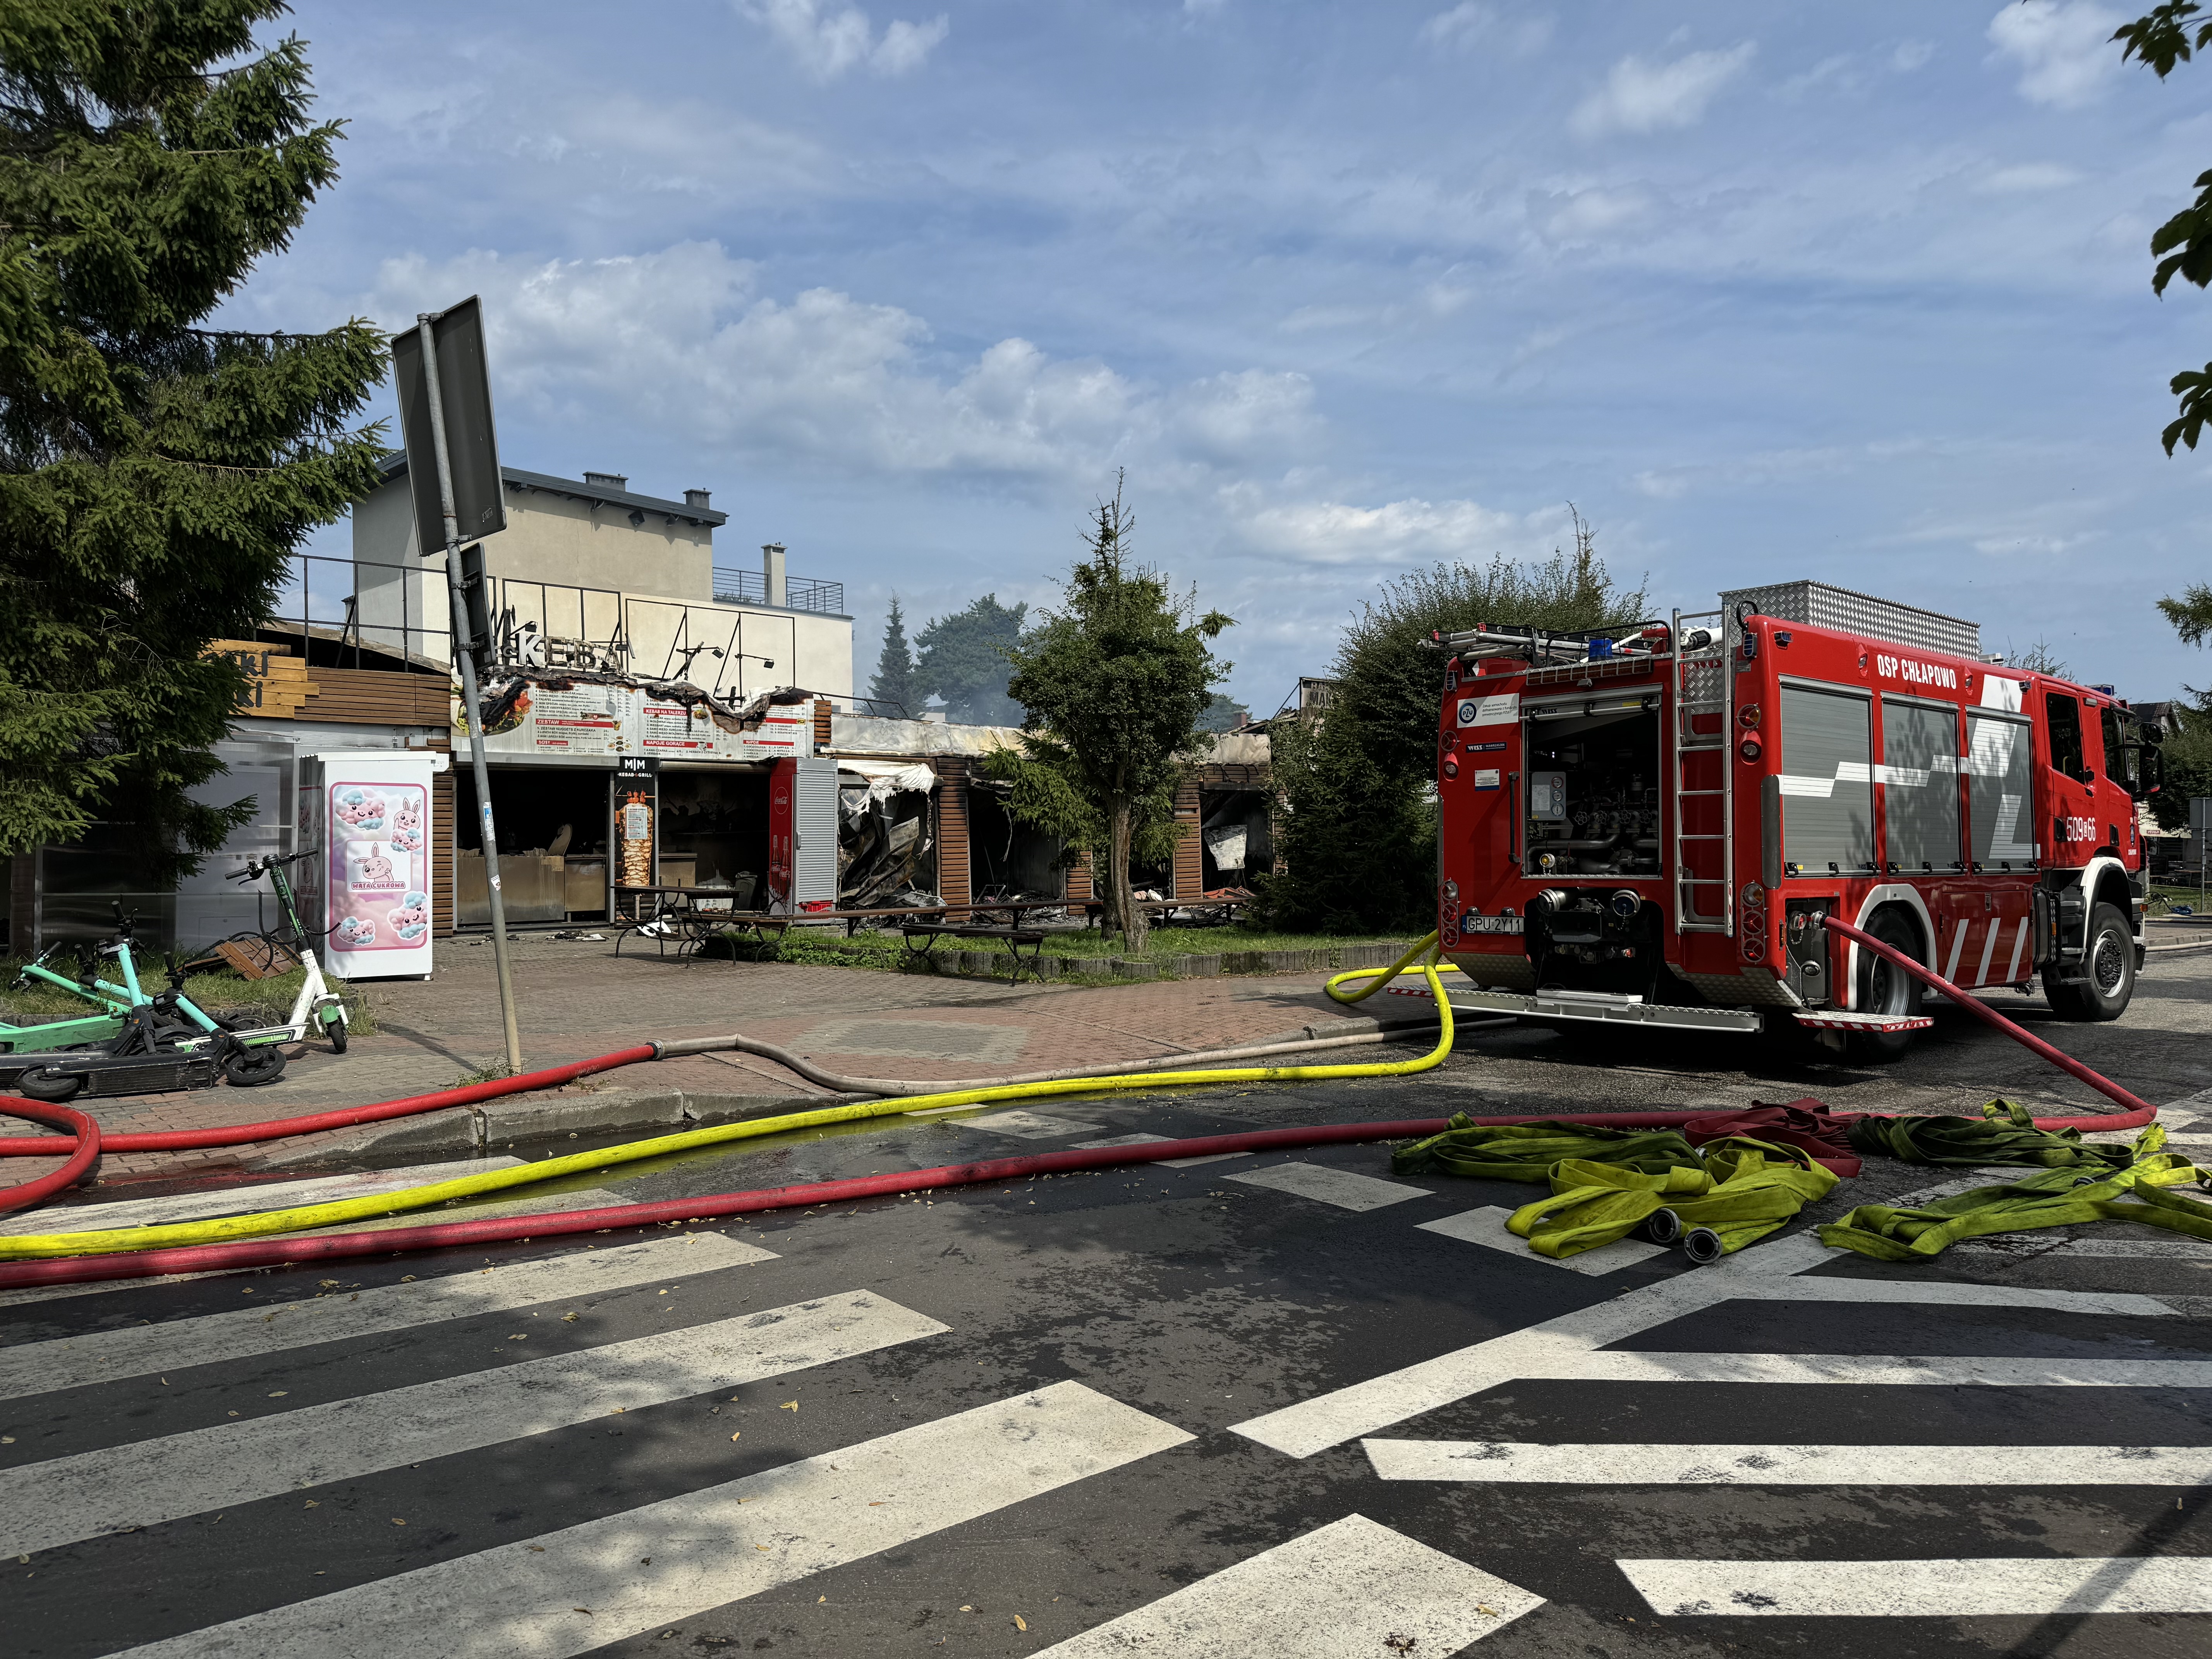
[418,312,524,1076]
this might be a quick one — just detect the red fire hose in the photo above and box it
[0,1045,661,1159]
[0,1119,1458,1288]
[1821,912,2157,1129]
[0,1100,100,1217]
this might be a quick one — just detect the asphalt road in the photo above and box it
[7,955,2212,1657]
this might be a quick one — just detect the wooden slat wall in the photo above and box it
[1171,775,1202,899]
[1065,854,1092,904]
[812,699,833,750]
[932,756,971,908]
[294,669,453,726]
[431,743,456,938]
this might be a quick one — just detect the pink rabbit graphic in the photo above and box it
[358,851,395,883]
[393,797,422,832]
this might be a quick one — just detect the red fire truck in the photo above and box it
[1426,582,2161,1056]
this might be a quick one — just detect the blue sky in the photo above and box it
[254,1,2212,713]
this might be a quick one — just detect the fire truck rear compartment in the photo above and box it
[1523,703,1662,878]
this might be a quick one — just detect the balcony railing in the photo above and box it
[711,568,845,615]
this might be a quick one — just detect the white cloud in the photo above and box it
[1278,280,1472,334]
[1986,1,2123,110]
[1570,43,1755,139]
[1539,185,1650,241]
[367,242,1312,485]
[1237,495,1549,565]
[735,0,948,81]
[1420,4,1553,56]
[1893,39,1937,72]
[1980,161,2085,192]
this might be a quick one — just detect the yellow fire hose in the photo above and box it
[0,936,1456,1261]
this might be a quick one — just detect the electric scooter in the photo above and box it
[1,946,132,1054]
[225,848,350,1053]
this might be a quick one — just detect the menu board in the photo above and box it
[467,680,812,761]
[640,699,722,756]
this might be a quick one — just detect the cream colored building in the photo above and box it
[350,457,853,703]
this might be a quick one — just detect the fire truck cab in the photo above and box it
[1430,582,2160,1055]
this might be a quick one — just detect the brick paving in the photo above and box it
[3,936,1414,1188]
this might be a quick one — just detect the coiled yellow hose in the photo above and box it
[0,934,1455,1260]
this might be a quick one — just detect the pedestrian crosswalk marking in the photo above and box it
[1226,1163,1432,1212]
[1621,1556,2212,1617]
[0,1291,946,1559]
[1029,1513,1542,1656]
[1072,1134,1248,1169]
[1420,1206,1669,1274]
[961,1109,1103,1139]
[1230,1154,2192,1458]
[0,1233,772,1403]
[1366,1441,2212,1486]
[1534,1352,2212,1389]
[109,1382,1192,1659]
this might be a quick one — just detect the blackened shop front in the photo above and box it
[451,671,821,927]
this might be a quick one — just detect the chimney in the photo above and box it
[684,488,712,510]
[583,471,629,491]
[763,542,787,608]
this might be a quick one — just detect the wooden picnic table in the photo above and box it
[899,921,1048,984]
[1081,896,1248,929]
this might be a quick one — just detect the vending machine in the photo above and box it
[297,749,449,981]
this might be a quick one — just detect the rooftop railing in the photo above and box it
[711,568,845,615]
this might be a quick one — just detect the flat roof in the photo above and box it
[377,452,728,528]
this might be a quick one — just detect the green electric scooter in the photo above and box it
[0,948,132,1054]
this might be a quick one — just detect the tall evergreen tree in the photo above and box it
[0,2,387,879]
[983,480,1231,951]
[915,593,1027,725]
[867,594,919,716]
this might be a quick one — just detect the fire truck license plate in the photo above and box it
[1461,916,1524,934]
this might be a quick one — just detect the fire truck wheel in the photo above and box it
[1852,909,1925,1061]
[2045,901,2134,1023]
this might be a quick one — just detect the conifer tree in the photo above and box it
[0,2,388,879]
[867,594,919,716]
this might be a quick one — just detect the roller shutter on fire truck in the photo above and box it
[1776,684,1873,878]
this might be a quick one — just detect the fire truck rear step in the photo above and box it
[1388,982,1763,1034]
[1790,1010,1936,1034]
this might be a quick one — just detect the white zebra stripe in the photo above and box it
[112,1382,1192,1659]
[0,1291,946,1559]
[0,1231,771,1402]
[1031,1514,1542,1655]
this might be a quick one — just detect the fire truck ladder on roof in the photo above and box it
[1671,607,1733,936]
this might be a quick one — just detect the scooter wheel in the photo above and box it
[17,1066,84,1103]
[325,1013,348,1054]
[1637,1208,1683,1245]
[1682,1227,1726,1266]
[222,1045,287,1087]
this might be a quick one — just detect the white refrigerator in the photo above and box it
[297,750,449,981]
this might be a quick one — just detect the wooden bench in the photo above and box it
[900,923,1049,984]
[1081,896,1247,929]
